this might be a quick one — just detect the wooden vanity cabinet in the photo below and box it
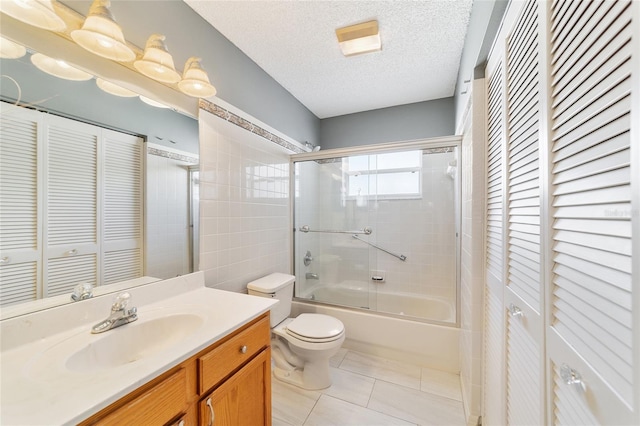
[79,313,271,426]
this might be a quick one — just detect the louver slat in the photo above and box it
[483,284,504,425]
[47,125,97,247]
[104,249,141,285]
[506,0,541,312]
[0,262,37,306]
[507,313,541,425]
[0,115,38,252]
[550,0,633,409]
[552,363,599,425]
[102,132,143,284]
[104,136,142,241]
[47,254,97,297]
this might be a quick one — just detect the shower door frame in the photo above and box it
[290,135,463,328]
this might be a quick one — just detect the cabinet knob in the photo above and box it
[560,364,585,391]
[240,345,247,354]
[206,397,215,426]
[508,303,523,318]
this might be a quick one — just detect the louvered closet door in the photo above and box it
[483,54,506,426]
[44,115,99,297]
[547,0,634,423]
[504,1,544,424]
[0,104,42,306]
[102,130,143,285]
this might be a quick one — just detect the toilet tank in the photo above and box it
[247,273,295,327]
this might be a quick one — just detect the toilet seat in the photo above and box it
[285,313,344,343]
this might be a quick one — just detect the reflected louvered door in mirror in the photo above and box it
[504,0,544,424]
[547,0,634,423]
[0,105,42,306]
[44,115,99,297]
[102,130,143,285]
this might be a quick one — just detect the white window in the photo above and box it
[344,150,422,200]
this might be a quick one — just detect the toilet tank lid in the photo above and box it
[247,273,295,293]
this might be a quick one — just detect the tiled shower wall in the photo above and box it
[370,151,457,301]
[145,150,194,279]
[295,150,458,318]
[198,110,292,293]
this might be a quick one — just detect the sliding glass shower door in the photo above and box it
[293,157,372,309]
[293,144,459,324]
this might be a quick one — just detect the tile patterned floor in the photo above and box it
[272,349,466,426]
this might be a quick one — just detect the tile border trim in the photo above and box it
[147,146,199,164]
[199,99,305,154]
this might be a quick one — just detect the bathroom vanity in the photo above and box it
[0,272,277,425]
[80,314,271,425]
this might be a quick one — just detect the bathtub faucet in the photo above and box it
[305,272,319,280]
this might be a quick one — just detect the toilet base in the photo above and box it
[271,337,333,390]
[273,360,332,390]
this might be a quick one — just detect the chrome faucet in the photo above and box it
[71,282,93,302]
[305,272,319,280]
[91,292,138,334]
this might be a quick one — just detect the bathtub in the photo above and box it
[292,285,460,373]
[309,285,455,323]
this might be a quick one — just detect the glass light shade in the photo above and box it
[178,57,216,98]
[0,36,27,59]
[139,95,170,109]
[134,34,181,84]
[0,0,66,32]
[339,34,381,56]
[336,21,381,57]
[70,0,135,62]
[96,78,137,97]
[30,53,93,81]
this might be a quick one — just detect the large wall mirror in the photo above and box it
[0,11,201,317]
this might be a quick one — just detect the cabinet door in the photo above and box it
[43,115,100,297]
[504,0,544,424]
[483,50,506,426]
[547,0,635,423]
[200,349,271,426]
[0,104,42,305]
[101,129,143,285]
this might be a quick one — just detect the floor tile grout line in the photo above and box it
[371,377,466,407]
[301,392,322,426]
[315,392,419,426]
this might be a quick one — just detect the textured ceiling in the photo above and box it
[184,1,473,119]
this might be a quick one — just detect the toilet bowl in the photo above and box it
[247,273,345,390]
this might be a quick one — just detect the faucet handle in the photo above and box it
[112,292,131,311]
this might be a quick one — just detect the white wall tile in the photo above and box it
[199,111,292,292]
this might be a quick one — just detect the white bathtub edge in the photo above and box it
[292,301,460,373]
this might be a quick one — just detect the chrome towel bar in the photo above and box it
[299,225,372,235]
[352,234,407,262]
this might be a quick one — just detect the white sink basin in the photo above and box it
[67,313,204,372]
[25,310,206,379]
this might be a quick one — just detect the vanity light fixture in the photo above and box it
[178,57,216,98]
[0,36,27,59]
[134,34,181,84]
[96,78,137,97]
[139,95,170,109]
[30,53,92,81]
[0,0,66,32]
[70,0,135,62]
[335,20,381,57]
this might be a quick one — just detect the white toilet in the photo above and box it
[247,273,345,390]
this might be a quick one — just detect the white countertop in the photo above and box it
[0,272,277,425]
